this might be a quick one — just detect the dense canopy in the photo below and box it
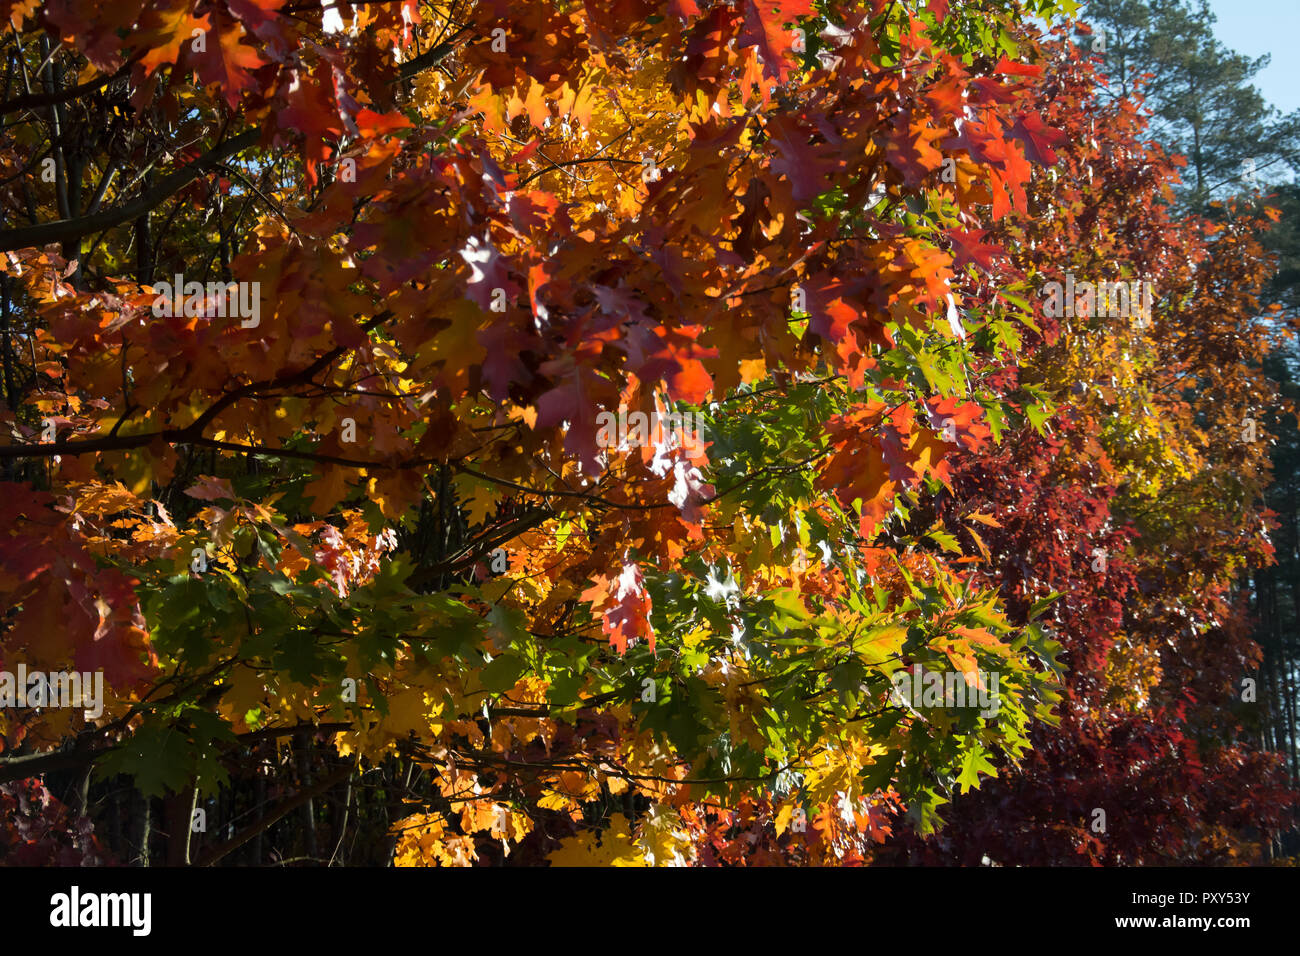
[0,0,1293,866]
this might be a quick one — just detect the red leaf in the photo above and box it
[459,235,521,313]
[581,563,656,654]
[535,358,615,472]
[801,272,859,344]
[354,108,413,139]
[1008,111,1069,167]
[193,20,266,109]
[771,119,836,203]
[226,0,284,30]
[946,228,1007,272]
[605,562,655,654]
[926,397,991,452]
[508,137,541,165]
[739,0,815,83]
[993,56,1041,78]
[136,3,212,74]
[184,475,238,502]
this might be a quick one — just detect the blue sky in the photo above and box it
[1202,1,1299,114]
[1046,4,1299,115]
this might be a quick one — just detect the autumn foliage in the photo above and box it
[0,0,1292,866]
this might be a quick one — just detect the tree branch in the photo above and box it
[0,53,141,115]
[397,28,472,80]
[192,762,354,867]
[0,311,391,460]
[0,128,260,253]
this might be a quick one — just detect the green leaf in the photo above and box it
[926,529,962,554]
[484,603,528,649]
[273,630,323,685]
[480,653,527,692]
[859,750,902,794]
[546,671,586,708]
[956,745,998,794]
[1027,591,1061,621]
[907,786,949,836]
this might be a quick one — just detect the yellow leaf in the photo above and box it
[547,814,648,867]
[455,475,497,527]
[739,358,767,384]
[635,805,693,866]
[774,801,795,836]
[304,466,352,512]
